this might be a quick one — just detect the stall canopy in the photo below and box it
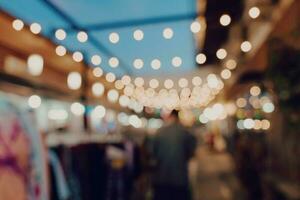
[0,0,199,77]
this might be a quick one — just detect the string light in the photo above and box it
[250,86,261,96]
[196,53,206,64]
[107,89,119,103]
[109,57,119,68]
[30,23,42,34]
[27,54,44,76]
[221,69,232,79]
[28,95,42,109]
[263,102,275,113]
[91,55,102,66]
[109,32,119,44]
[121,75,131,85]
[163,28,173,39]
[70,102,85,116]
[225,59,237,70]
[133,59,144,69]
[106,72,116,82]
[92,105,106,119]
[151,59,161,70]
[72,51,83,62]
[249,7,260,19]
[134,77,145,87]
[67,72,82,90]
[190,21,201,33]
[216,48,227,60]
[55,29,66,40]
[178,78,188,88]
[164,79,174,89]
[241,41,252,52]
[149,79,159,89]
[192,76,202,86]
[55,45,67,56]
[93,67,103,77]
[77,31,88,43]
[172,57,182,67]
[133,29,144,41]
[12,19,24,31]
[220,14,231,26]
[119,95,130,107]
[115,80,124,90]
[236,98,247,108]
[92,82,105,97]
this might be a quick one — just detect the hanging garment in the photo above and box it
[0,96,48,200]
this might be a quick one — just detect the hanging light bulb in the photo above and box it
[70,102,85,116]
[92,82,105,97]
[133,59,144,69]
[149,79,159,89]
[163,28,173,39]
[93,67,103,77]
[30,23,42,34]
[219,14,231,26]
[27,54,44,76]
[196,53,206,64]
[55,45,67,56]
[72,51,83,62]
[77,31,88,43]
[67,72,82,90]
[133,29,144,41]
[172,57,182,67]
[12,19,24,31]
[109,32,119,43]
[241,41,252,52]
[190,21,201,33]
[28,95,41,109]
[91,55,102,66]
[249,7,260,19]
[151,59,161,70]
[55,29,66,40]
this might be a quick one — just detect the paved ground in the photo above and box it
[189,147,244,200]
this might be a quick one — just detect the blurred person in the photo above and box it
[148,110,197,200]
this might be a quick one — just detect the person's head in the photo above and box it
[168,109,179,122]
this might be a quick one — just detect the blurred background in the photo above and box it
[0,0,299,200]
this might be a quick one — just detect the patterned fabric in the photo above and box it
[0,96,48,200]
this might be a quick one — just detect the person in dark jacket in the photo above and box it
[149,110,197,200]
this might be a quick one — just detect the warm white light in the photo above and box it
[221,69,232,80]
[77,31,88,43]
[172,57,182,67]
[119,95,130,107]
[244,118,255,129]
[220,14,231,26]
[107,89,119,103]
[27,54,44,76]
[48,109,68,121]
[216,48,227,60]
[92,82,105,97]
[115,80,124,90]
[263,102,275,113]
[28,95,41,109]
[261,119,271,130]
[149,79,159,89]
[226,59,237,70]
[92,105,106,119]
[67,72,82,90]
[134,77,144,87]
[121,75,131,85]
[190,21,201,33]
[249,7,260,19]
[250,86,261,96]
[207,74,219,89]
[129,115,142,128]
[199,114,209,124]
[241,41,252,52]
[133,59,144,69]
[151,59,161,70]
[133,29,144,41]
[124,85,134,96]
[30,23,42,34]
[164,79,174,89]
[163,28,173,39]
[236,98,247,108]
[109,32,119,44]
[72,51,83,62]
[55,45,67,56]
[196,53,206,64]
[237,120,245,129]
[106,72,116,82]
[93,67,103,77]
[109,57,119,68]
[12,19,24,31]
[178,78,188,88]
[192,76,202,86]
[254,120,262,130]
[55,29,66,40]
[70,102,85,116]
[91,55,102,65]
